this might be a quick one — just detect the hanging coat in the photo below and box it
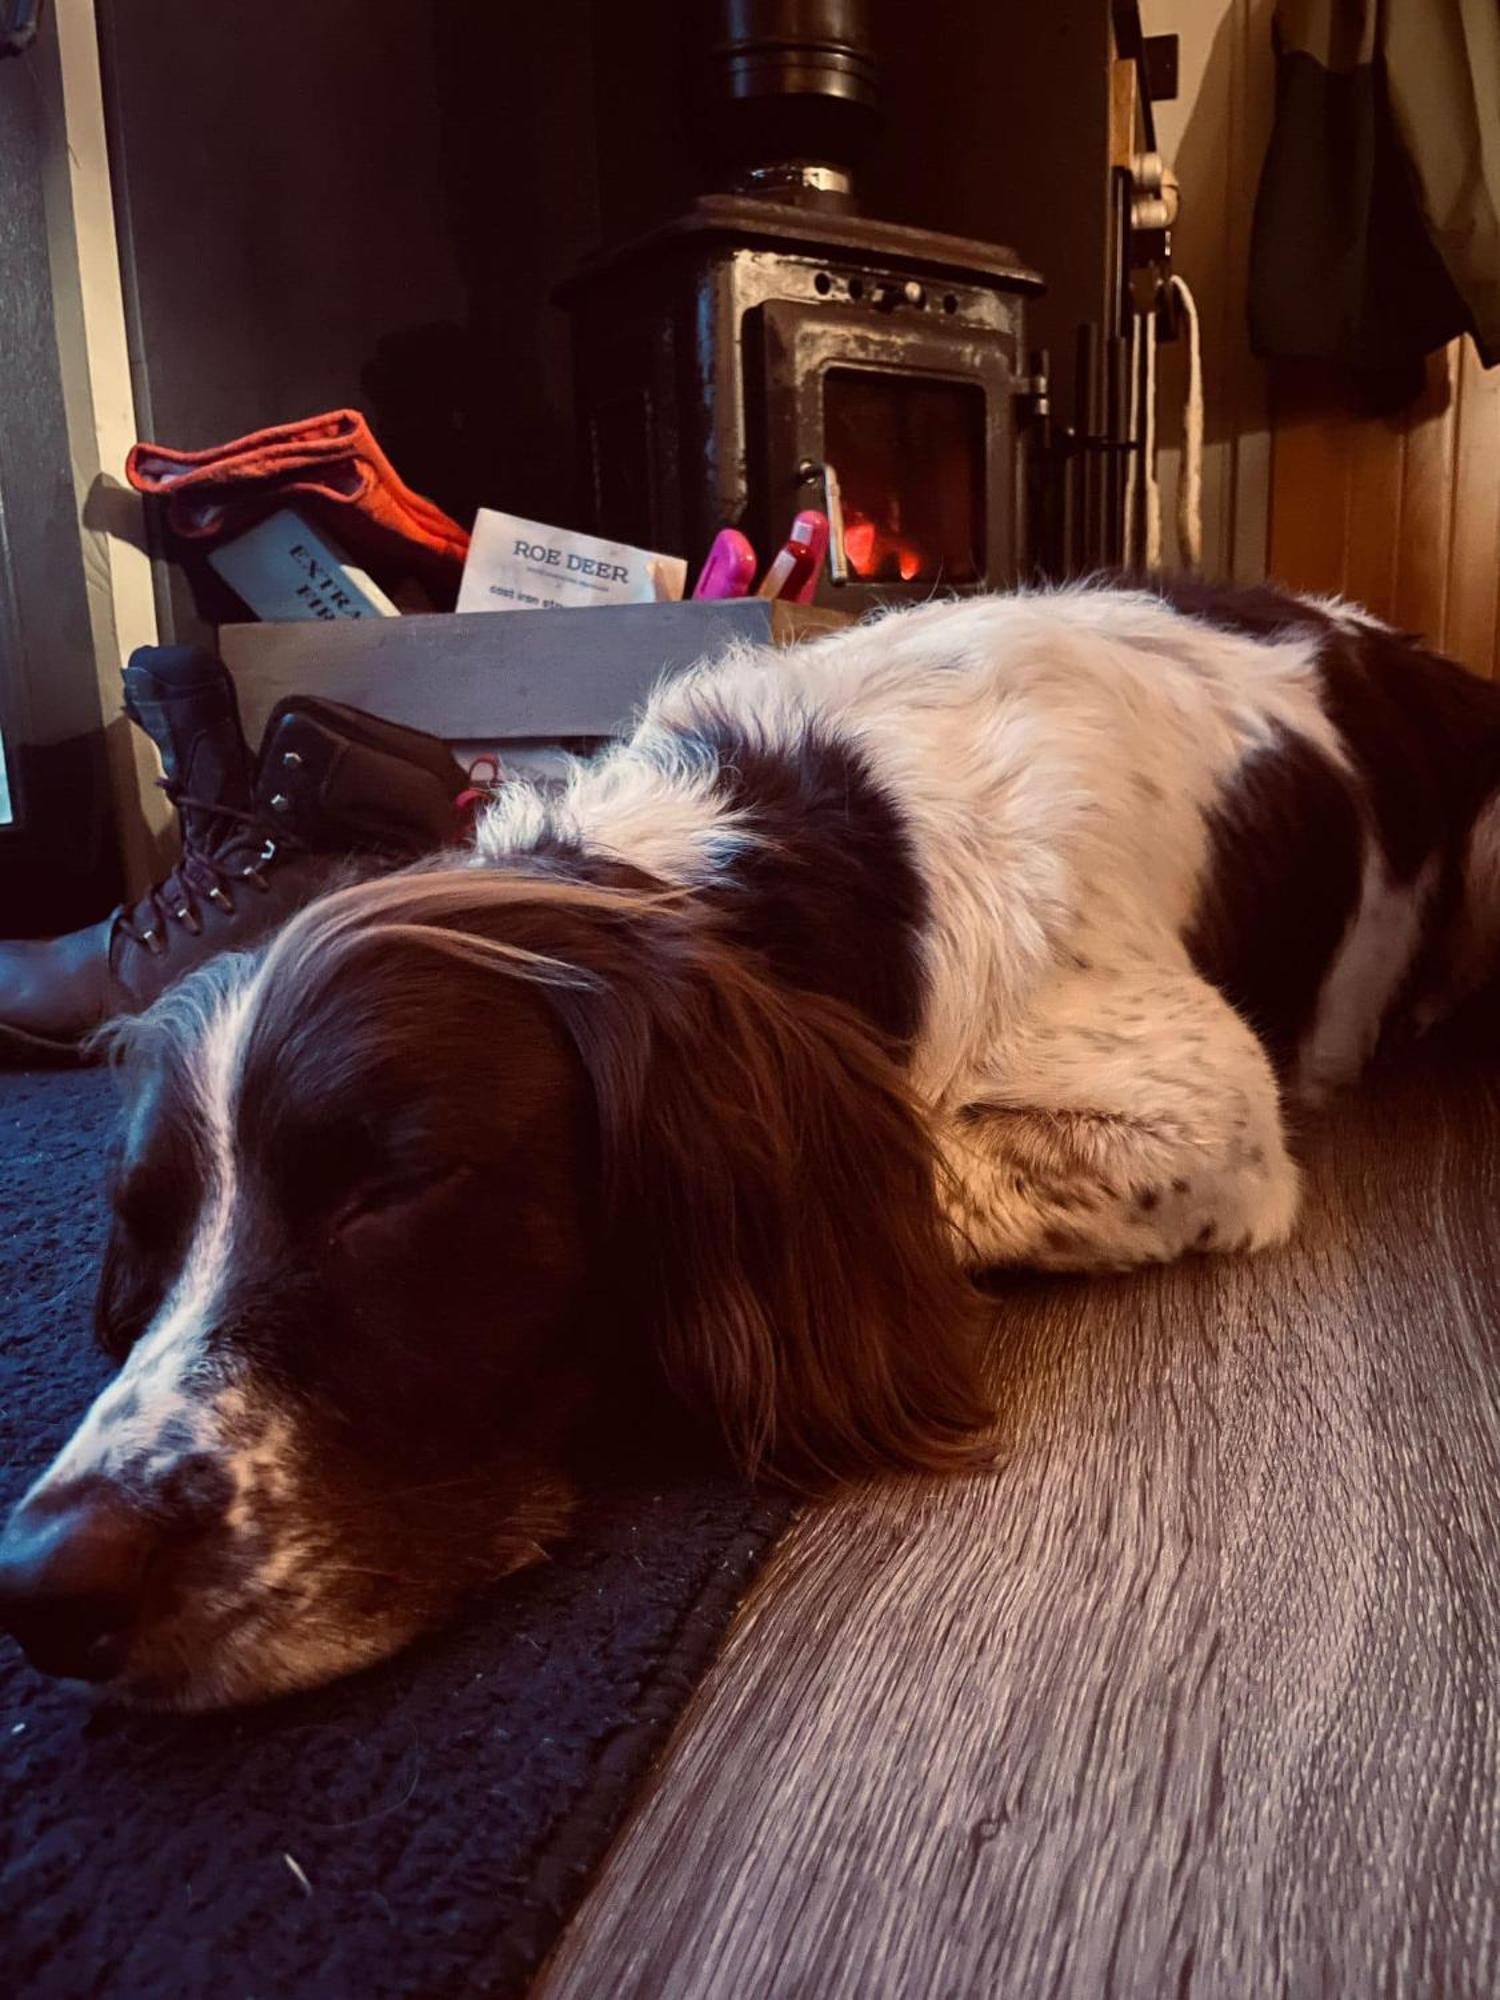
[1249,0,1500,381]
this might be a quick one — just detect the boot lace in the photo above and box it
[117,779,303,957]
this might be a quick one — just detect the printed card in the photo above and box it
[457,509,686,613]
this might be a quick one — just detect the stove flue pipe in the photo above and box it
[698,0,883,210]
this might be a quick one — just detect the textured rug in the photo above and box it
[0,1068,789,1999]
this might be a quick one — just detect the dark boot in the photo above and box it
[0,646,468,1060]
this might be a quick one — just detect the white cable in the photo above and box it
[1138,275,1204,573]
[1171,275,1204,573]
[1124,313,1144,569]
[1142,307,1161,570]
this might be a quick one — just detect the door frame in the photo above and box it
[0,0,166,936]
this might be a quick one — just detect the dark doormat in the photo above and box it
[0,1069,791,1999]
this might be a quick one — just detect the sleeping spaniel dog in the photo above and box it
[3,578,1498,1706]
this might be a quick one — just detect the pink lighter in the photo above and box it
[756,511,830,604]
[691,527,759,600]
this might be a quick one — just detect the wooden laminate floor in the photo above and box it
[538,1051,1500,1999]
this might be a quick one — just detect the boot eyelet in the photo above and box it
[207,886,234,914]
[270,794,292,815]
[139,926,166,957]
[257,838,279,867]
[174,904,202,937]
[240,864,270,893]
[281,750,302,770]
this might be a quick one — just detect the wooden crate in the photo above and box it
[219,601,849,752]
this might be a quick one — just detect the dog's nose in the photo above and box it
[0,1486,158,1682]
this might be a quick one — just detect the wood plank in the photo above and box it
[539,1054,1500,1999]
[46,0,171,894]
[1393,344,1461,645]
[0,15,127,934]
[1340,402,1405,623]
[1108,56,1138,171]
[1267,362,1352,597]
[1445,338,1500,677]
[1223,0,1276,584]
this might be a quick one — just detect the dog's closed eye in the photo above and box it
[326,1165,474,1239]
[97,1181,190,1361]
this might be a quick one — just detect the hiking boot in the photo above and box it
[0,645,468,1060]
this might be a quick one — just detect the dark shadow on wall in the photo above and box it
[98,0,609,646]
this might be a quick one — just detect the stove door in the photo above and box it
[747,296,1024,608]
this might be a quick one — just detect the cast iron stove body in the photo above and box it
[561,3,1044,612]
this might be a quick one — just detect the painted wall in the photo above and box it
[1138,0,1276,582]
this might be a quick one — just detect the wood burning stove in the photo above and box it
[560,1,1043,611]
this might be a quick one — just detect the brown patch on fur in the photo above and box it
[1182,722,1364,1065]
[1144,573,1500,1054]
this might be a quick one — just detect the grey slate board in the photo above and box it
[220,602,847,746]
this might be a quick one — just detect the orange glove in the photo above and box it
[126,410,470,590]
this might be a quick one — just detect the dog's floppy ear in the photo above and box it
[565,925,994,1488]
[250,866,993,1488]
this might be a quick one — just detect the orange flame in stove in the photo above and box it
[843,509,926,583]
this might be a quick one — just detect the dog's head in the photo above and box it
[0,867,989,1707]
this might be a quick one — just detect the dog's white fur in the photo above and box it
[478,586,1439,1269]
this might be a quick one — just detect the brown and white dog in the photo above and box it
[3,578,1499,1707]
